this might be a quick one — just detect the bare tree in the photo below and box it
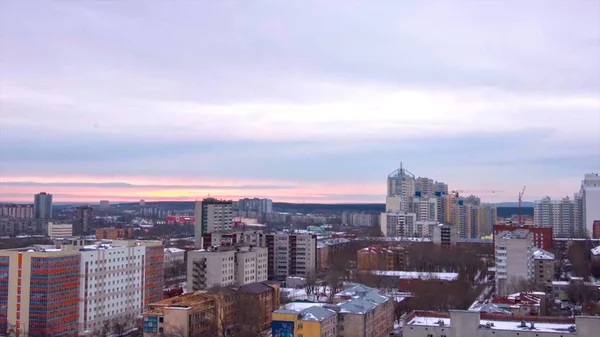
[159,324,187,337]
[111,316,131,336]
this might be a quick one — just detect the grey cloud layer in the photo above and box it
[0,0,599,199]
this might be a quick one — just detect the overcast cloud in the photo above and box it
[0,0,599,203]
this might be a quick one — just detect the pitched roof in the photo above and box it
[298,306,336,321]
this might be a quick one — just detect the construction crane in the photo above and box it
[518,186,527,225]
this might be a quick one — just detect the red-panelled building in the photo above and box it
[143,245,165,308]
[0,251,81,337]
[493,225,553,250]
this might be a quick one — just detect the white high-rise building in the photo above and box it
[534,196,576,237]
[194,198,233,248]
[478,203,497,237]
[495,230,534,296]
[410,197,437,221]
[78,242,146,333]
[387,164,415,209]
[581,173,600,237]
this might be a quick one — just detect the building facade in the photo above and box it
[0,249,81,337]
[74,206,94,235]
[95,227,134,240]
[533,249,555,286]
[47,222,73,238]
[403,310,599,337]
[272,306,337,337]
[582,173,600,237]
[266,233,317,281]
[187,245,268,291]
[495,230,534,296]
[194,198,233,248]
[34,192,53,220]
[0,204,34,219]
[432,223,458,246]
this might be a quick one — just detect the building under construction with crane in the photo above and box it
[381,163,498,240]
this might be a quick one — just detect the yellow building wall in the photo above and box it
[297,320,322,337]
[272,313,325,337]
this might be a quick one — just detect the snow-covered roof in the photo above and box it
[164,247,185,253]
[369,270,459,281]
[533,249,555,260]
[406,312,577,334]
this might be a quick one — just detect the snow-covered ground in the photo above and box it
[281,287,330,302]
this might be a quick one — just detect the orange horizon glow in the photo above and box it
[0,175,386,204]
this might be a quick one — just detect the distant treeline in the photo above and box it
[113,201,533,218]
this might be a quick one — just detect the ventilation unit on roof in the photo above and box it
[437,320,445,327]
[520,321,527,328]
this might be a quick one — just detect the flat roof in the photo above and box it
[406,312,577,334]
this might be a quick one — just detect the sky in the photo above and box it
[1,0,599,204]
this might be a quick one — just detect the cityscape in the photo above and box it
[1,1,600,337]
[0,167,599,336]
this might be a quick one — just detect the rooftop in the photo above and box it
[164,247,185,253]
[498,229,531,240]
[366,270,459,281]
[145,291,213,314]
[275,305,336,322]
[533,249,555,260]
[406,311,578,334]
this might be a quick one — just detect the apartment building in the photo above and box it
[0,249,80,337]
[187,245,268,291]
[495,230,535,296]
[432,223,458,247]
[164,247,185,265]
[74,205,94,235]
[200,228,265,249]
[47,222,73,238]
[76,241,146,333]
[533,179,598,237]
[272,305,337,337]
[266,233,317,281]
[403,310,599,337]
[582,173,600,236]
[493,225,553,251]
[328,284,395,337]
[194,198,233,248]
[34,192,53,219]
[0,239,163,336]
[533,249,555,286]
[0,203,34,219]
[380,212,416,237]
[95,227,134,240]
[357,245,406,271]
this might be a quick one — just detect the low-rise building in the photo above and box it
[403,310,599,337]
[272,305,337,337]
[143,291,216,337]
[357,245,407,271]
[432,223,458,246]
[95,227,134,240]
[470,292,546,316]
[164,247,185,265]
[533,249,555,286]
[328,284,395,337]
[47,222,73,238]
